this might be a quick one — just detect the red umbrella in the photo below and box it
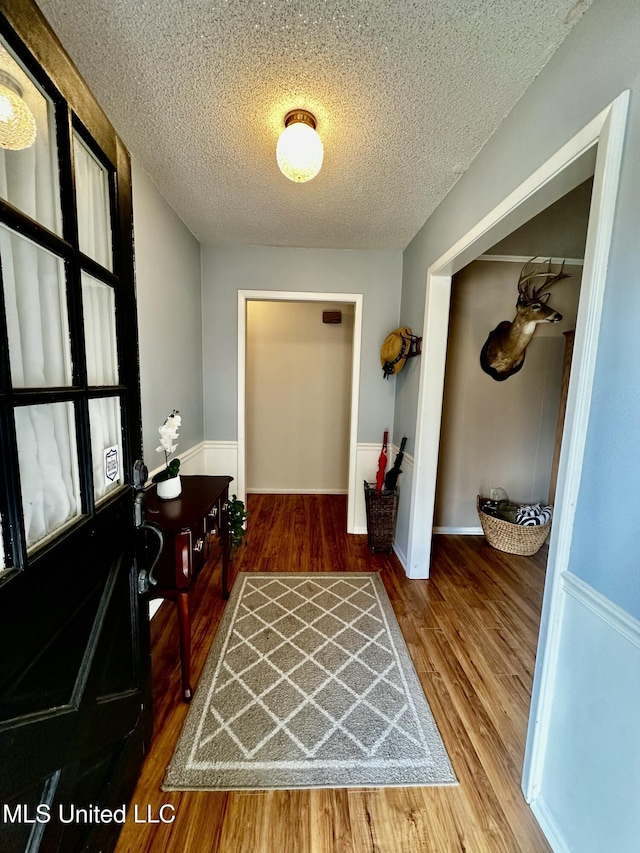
[376,431,388,493]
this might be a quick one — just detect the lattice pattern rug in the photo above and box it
[164,572,457,790]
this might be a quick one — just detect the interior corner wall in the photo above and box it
[131,159,204,474]
[200,245,402,445]
[435,260,581,529]
[395,0,640,849]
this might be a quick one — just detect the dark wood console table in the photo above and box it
[145,474,232,701]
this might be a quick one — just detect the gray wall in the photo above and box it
[131,160,204,474]
[200,245,402,444]
[397,0,640,848]
[398,0,640,620]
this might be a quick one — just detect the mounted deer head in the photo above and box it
[480,259,571,381]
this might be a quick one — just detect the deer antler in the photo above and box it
[517,258,570,301]
[533,259,570,299]
[517,257,538,300]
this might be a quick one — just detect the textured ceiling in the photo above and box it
[35,0,594,250]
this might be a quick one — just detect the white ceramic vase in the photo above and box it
[156,474,182,500]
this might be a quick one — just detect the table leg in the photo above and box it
[176,592,192,702]
[221,503,230,601]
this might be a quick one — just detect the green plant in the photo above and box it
[227,494,248,553]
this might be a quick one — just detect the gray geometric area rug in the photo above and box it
[164,572,457,791]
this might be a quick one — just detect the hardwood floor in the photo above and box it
[115,494,552,853]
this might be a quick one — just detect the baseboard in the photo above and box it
[250,442,405,535]
[393,540,409,573]
[387,449,427,579]
[433,526,483,535]
[530,796,572,853]
[164,441,409,546]
[246,488,348,495]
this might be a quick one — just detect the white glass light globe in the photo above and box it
[0,80,36,151]
[276,121,323,183]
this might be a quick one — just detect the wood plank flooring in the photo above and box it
[115,494,552,853]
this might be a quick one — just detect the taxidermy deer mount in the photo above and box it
[480,258,571,381]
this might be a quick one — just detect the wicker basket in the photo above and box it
[477,496,551,556]
[364,481,399,553]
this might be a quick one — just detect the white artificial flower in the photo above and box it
[156,410,180,458]
[153,410,182,483]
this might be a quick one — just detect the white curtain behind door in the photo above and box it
[0,87,118,547]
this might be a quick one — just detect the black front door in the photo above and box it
[0,3,151,851]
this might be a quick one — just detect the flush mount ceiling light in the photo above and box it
[0,70,37,151]
[276,109,323,183]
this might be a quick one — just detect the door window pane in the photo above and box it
[15,403,81,549]
[73,133,113,270]
[89,396,123,502]
[1,225,72,388]
[0,41,62,234]
[82,272,118,385]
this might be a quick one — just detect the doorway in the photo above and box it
[434,179,591,535]
[238,290,363,532]
[405,92,628,802]
[245,300,354,496]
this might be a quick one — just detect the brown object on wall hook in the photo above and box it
[380,327,422,378]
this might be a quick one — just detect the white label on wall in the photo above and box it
[104,446,119,483]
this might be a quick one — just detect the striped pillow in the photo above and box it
[515,503,552,526]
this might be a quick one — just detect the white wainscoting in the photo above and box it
[147,441,418,607]
[147,440,220,620]
[391,449,412,576]
[353,443,383,534]
[201,440,408,550]
[199,440,409,544]
[152,440,376,525]
[352,443,414,577]
[530,571,640,853]
[202,440,239,492]
[433,526,483,535]
[146,440,207,483]
[147,440,238,493]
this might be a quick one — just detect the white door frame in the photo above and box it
[238,290,363,533]
[405,91,628,799]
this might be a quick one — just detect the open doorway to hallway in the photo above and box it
[406,91,629,815]
[245,300,354,496]
[237,290,364,532]
[434,179,593,538]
